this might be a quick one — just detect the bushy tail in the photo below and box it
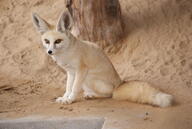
[113,81,173,107]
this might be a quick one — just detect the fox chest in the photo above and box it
[51,56,76,71]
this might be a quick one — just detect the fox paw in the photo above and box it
[83,93,95,99]
[56,96,74,104]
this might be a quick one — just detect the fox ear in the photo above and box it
[32,13,50,34]
[56,10,73,33]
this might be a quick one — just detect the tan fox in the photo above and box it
[32,11,173,107]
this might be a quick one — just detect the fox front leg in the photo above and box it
[62,66,88,104]
[56,71,75,103]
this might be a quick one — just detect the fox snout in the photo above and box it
[46,44,55,55]
[48,50,53,55]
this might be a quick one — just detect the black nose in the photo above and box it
[48,50,52,55]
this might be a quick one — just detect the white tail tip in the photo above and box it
[153,93,173,107]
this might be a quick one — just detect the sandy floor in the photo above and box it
[0,77,192,129]
[1,0,192,129]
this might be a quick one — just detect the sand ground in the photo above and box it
[0,0,192,129]
[0,77,192,129]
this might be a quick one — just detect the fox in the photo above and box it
[32,10,173,107]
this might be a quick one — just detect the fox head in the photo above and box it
[32,11,73,55]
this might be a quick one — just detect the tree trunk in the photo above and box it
[66,0,124,47]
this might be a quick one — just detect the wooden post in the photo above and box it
[66,0,124,47]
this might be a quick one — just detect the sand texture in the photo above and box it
[0,0,192,129]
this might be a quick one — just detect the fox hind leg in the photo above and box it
[83,80,113,99]
[83,88,111,99]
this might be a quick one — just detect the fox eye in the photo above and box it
[44,39,50,44]
[54,39,63,44]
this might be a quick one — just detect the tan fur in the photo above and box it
[32,11,173,107]
[113,81,173,107]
